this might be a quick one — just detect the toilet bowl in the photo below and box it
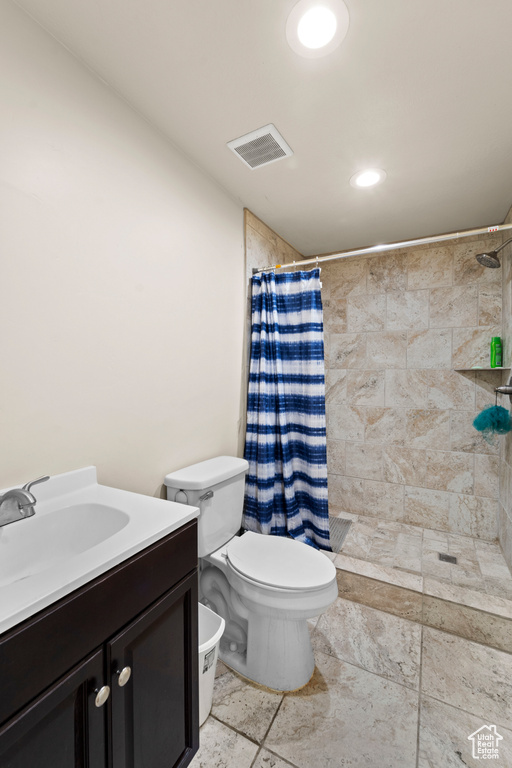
[164,456,338,691]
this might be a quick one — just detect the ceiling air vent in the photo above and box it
[227,124,293,169]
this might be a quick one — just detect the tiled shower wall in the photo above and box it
[500,206,512,568]
[242,208,512,559]
[240,210,303,454]
[320,235,505,541]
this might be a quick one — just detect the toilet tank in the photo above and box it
[164,456,249,557]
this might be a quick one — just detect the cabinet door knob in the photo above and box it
[116,666,132,687]
[94,685,111,708]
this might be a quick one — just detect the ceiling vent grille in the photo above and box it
[227,124,293,169]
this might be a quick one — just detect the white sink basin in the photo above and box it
[0,467,199,634]
[0,503,130,588]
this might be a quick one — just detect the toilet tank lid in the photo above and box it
[164,456,249,490]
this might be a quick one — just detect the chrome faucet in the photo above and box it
[0,476,50,527]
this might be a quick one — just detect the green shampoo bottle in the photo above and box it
[490,337,502,368]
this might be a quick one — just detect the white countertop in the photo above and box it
[0,467,199,634]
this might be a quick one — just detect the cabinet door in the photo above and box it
[0,649,107,768]
[109,571,198,768]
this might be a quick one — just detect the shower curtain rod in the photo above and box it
[252,221,512,274]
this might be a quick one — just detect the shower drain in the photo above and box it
[438,553,458,564]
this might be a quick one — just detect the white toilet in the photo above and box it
[164,455,338,691]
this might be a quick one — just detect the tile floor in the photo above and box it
[190,517,512,767]
[191,597,512,767]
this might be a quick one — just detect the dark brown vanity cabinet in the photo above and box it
[0,520,199,768]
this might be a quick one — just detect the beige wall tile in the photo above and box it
[366,331,407,368]
[407,246,453,290]
[367,253,407,293]
[498,504,512,570]
[365,479,405,519]
[365,407,407,444]
[479,283,502,327]
[450,411,500,455]
[385,369,430,408]
[426,370,475,410]
[404,486,451,530]
[323,297,347,333]
[430,285,478,328]
[452,326,501,368]
[405,409,450,449]
[387,290,429,331]
[327,439,346,476]
[326,403,365,441]
[347,293,386,332]
[346,370,385,406]
[346,442,384,481]
[426,450,474,494]
[325,368,347,402]
[383,446,426,486]
[329,333,367,369]
[448,494,498,540]
[407,329,452,369]
[324,257,367,301]
[328,474,365,513]
[474,454,499,498]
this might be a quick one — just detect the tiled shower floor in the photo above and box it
[334,513,512,611]
[191,517,512,767]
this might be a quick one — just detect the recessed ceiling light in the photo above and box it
[350,169,387,188]
[286,0,349,58]
[297,7,337,49]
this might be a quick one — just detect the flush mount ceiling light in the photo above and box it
[350,168,387,188]
[286,0,350,58]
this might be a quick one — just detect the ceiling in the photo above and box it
[13,0,512,256]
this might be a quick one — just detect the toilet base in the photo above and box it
[219,614,316,691]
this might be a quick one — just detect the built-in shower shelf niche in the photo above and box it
[454,367,510,371]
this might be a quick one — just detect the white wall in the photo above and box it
[0,0,245,496]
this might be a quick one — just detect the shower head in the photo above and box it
[475,237,512,268]
[476,251,501,268]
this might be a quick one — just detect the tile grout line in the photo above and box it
[207,713,260,747]
[415,622,425,768]
[419,689,512,735]
[253,689,292,768]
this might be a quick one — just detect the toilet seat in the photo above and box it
[226,531,335,591]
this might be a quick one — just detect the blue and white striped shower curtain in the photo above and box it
[243,268,331,550]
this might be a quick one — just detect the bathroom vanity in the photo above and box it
[0,468,200,768]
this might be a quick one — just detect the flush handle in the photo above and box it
[199,490,214,502]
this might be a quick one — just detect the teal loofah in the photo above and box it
[473,405,512,435]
